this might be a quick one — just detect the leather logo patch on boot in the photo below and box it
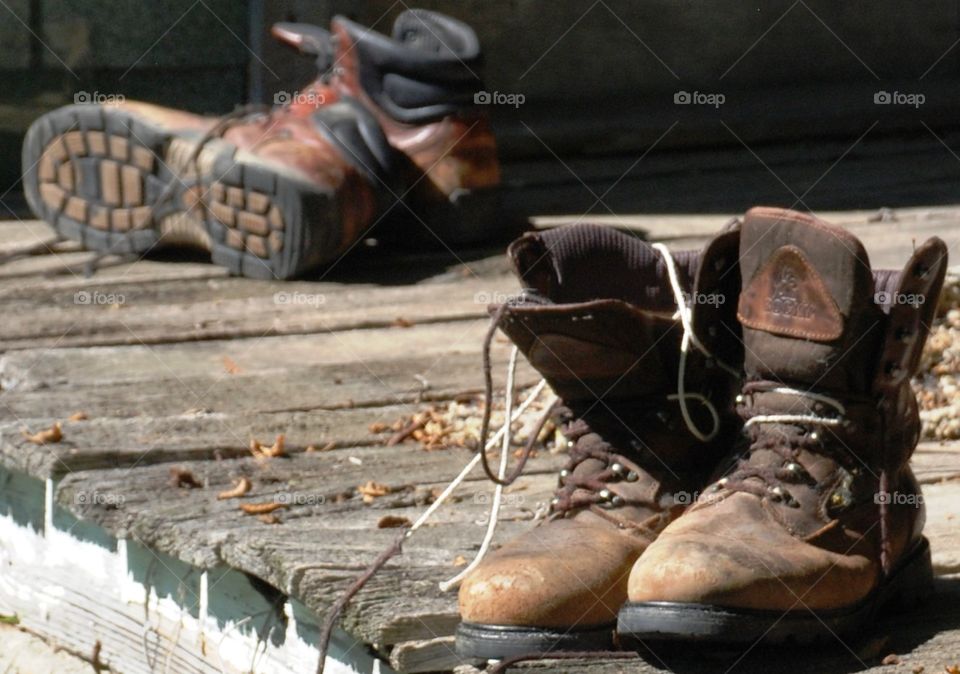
[738,245,843,341]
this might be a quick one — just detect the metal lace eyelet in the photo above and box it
[809,431,819,442]
[830,492,847,508]
[770,486,785,501]
[609,495,624,507]
[610,462,625,476]
[784,462,802,476]
[599,489,613,501]
[559,469,570,478]
[735,394,744,404]
[716,477,729,488]
[625,471,639,482]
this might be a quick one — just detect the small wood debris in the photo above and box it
[22,422,62,445]
[387,417,427,446]
[240,501,288,515]
[376,388,554,452]
[250,434,287,459]
[169,467,202,489]
[217,477,252,500]
[257,514,282,525]
[358,480,392,504]
[946,666,960,674]
[368,422,390,434]
[306,441,336,453]
[223,356,242,374]
[391,317,414,328]
[0,613,18,625]
[881,654,901,666]
[452,555,468,567]
[67,411,88,421]
[377,515,412,529]
[912,667,924,674]
[915,274,960,439]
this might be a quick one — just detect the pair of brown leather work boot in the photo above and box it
[22,10,500,279]
[456,207,947,659]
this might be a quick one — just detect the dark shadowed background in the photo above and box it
[3,0,960,219]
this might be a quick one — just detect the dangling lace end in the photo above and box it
[312,378,552,673]
[440,346,520,592]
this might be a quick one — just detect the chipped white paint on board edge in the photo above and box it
[0,469,389,674]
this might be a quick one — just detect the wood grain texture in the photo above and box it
[2,214,960,673]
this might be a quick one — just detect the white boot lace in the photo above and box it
[653,243,739,442]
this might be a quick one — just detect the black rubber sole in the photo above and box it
[22,104,341,280]
[456,621,616,660]
[617,537,934,645]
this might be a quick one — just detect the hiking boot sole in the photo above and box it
[22,104,344,279]
[617,536,934,645]
[455,621,616,660]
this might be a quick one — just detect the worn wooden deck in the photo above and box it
[1,211,960,674]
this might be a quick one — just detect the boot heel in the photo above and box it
[887,538,934,611]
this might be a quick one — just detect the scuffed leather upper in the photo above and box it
[459,224,742,628]
[627,207,947,611]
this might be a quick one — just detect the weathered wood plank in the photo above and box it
[0,392,545,477]
[0,347,533,421]
[52,447,562,646]
[48,440,960,655]
[0,271,513,350]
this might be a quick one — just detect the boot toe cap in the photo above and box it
[459,519,646,628]
[627,500,877,611]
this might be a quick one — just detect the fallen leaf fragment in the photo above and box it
[169,467,202,489]
[368,422,389,433]
[223,356,242,374]
[22,422,62,445]
[257,514,281,525]
[946,666,960,674]
[452,555,467,567]
[377,515,412,529]
[262,434,286,457]
[358,480,392,504]
[240,501,288,515]
[217,477,252,500]
[250,434,287,459]
[68,411,88,422]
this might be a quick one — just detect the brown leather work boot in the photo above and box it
[21,10,499,280]
[456,223,743,659]
[619,207,948,644]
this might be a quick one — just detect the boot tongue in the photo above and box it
[736,208,883,395]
